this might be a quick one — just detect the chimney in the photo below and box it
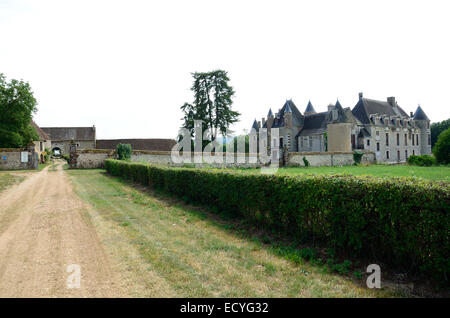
[258,121,261,128]
[327,104,334,112]
[387,96,396,107]
[359,92,363,100]
[262,117,266,127]
[410,111,413,117]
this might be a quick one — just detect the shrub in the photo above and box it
[433,127,450,165]
[302,157,309,167]
[353,151,363,165]
[62,154,70,163]
[105,159,450,279]
[116,143,132,160]
[407,154,436,166]
[43,148,51,163]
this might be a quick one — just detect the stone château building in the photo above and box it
[41,126,96,155]
[251,93,431,163]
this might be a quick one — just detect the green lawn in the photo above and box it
[231,164,450,182]
[67,169,408,297]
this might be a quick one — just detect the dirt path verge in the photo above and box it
[0,161,128,297]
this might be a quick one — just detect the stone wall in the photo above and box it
[51,140,95,155]
[70,148,376,169]
[287,151,375,167]
[70,149,115,169]
[0,147,39,170]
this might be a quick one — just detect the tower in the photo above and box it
[413,105,431,155]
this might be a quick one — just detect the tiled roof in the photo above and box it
[41,127,96,141]
[96,139,177,151]
[31,121,50,141]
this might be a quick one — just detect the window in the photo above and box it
[396,133,400,146]
[40,142,43,152]
[413,150,415,155]
[279,138,283,148]
[385,133,389,146]
[367,139,370,146]
[427,121,430,129]
[412,134,415,146]
[416,134,419,145]
[428,134,431,145]
[332,109,338,121]
[300,137,304,148]
[397,150,400,161]
[404,134,407,146]
[386,151,390,159]
[376,142,380,151]
[405,150,408,159]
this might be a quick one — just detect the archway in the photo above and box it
[52,147,62,157]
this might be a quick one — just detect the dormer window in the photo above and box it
[332,109,338,121]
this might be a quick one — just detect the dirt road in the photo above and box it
[0,161,126,297]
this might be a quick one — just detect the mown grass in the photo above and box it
[67,169,409,298]
[214,164,450,182]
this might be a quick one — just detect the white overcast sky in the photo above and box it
[1,0,449,139]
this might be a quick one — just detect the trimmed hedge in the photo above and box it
[105,159,450,279]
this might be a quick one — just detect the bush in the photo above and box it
[433,127,450,165]
[105,159,450,279]
[116,143,132,160]
[62,154,70,163]
[302,157,309,167]
[43,148,51,163]
[407,154,436,166]
[353,151,363,165]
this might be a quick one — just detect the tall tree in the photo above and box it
[180,70,240,142]
[0,73,38,147]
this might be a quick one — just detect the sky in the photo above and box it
[1,0,449,139]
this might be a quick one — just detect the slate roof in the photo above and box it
[251,119,259,131]
[304,101,316,113]
[31,121,50,141]
[41,127,96,141]
[297,112,328,136]
[265,99,304,128]
[267,108,273,117]
[352,98,409,124]
[96,139,177,151]
[358,127,371,137]
[413,105,429,120]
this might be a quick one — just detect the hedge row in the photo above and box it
[105,159,450,279]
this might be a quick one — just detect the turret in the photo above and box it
[413,105,431,155]
[266,108,274,129]
[304,101,316,116]
[284,102,293,128]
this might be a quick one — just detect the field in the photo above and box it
[66,169,407,297]
[233,164,450,182]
